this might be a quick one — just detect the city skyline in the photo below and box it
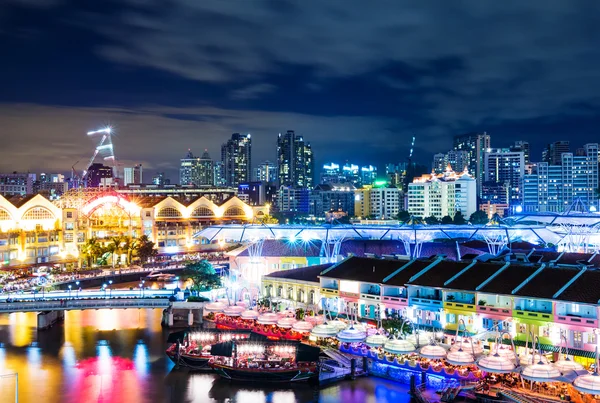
[2,1,600,180]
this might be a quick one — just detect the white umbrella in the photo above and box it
[277,317,297,328]
[223,306,245,316]
[420,344,447,359]
[451,339,484,355]
[446,349,475,366]
[304,316,324,325]
[519,353,549,366]
[292,321,314,333]
[574,372,600,395]
[365,334,388,348]
[310,324,339,338]
[204,301,227,313]
[477,353,517,374]
[240,310,259,320]
[553,357,584,373]
[327,320,347,331]
[337,326,367,343]
[256,312,279,325]
[384,338,416,355]
[521,362,562,382]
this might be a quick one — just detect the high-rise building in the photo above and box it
[524,143,599,213]
[221,133,252,187]
[276,186,310,214]
[321,163,342,185]
[197,150,214,186]
[432,150,470,174]
[253,160,278,184]
[85,163,113,187]
[484,149,524,205]
[152,172,166,186]
[277,130,314,189]
[308,184,356,217]
[542,141,570,165]
[408,167,477,219]
[453,132,491,196]
[360,165,377,186]
[0,172,36,196]
[369,186,402,220]
[213,161,226,187]
[510,141,530,164]
[124,164,143,186]
[180,150,196,185]
[341,163,360,185]
[385,163,407,188]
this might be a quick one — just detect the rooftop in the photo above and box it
[407,260,472,288]
[320,256,404,283]
[263,263,333,284]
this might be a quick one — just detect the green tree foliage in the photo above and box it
[469,210,489,225]
[425,215,440,225]
[453,211,467,225]
[184,259,222,292]
[396,210,410,223]
[441,215,453,225]
[134,235,157,264]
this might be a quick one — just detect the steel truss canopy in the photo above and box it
[511,212,600,227]
[194,224,562,245]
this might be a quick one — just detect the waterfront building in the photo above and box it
[523,143,599,213]
[221,133,252,187]
[0,188,268,269]
[262,263,332,309]
[309,253,600,365]
[123,164,143,186]
[452,132,491,195]
[277,130,313,189]
[407,166,476,220]
[484,148,525,205]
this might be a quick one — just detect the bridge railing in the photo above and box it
[0,298,171,313]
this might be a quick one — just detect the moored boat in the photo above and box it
[209,340,320,383]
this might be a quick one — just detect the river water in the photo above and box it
[0,309,413,403]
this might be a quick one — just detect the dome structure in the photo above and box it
[337,326,367,343]
[574,372,600,395]
[519,353,549,366]
[292,321,314,333]
[310,324,339,338]
[277,317,297,328]
[451,339,484,355]
[419,344,447,359]
[223,305,245,316]
[553,357,584,373]
[477,353,517,374]
[521,362,562,382]
[204,301,227,312]
[240,310,259,320]
[446,349,475,365]
[327,320,348,331]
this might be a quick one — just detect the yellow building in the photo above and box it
[261,263,332,310]
[0,189,269,270]
[353,186,371,218]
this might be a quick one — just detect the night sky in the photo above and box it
[1,1,600,180]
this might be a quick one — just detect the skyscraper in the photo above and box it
[221,133,252,187]
[213,161,226,187]
[542,141,570,165]
[484,148,524,205]
[85,163,113,187]
[253,160,279,184]
[123,164,143,186]
[510,141,530,164]
[197,150,214,186]
[453,132,491,196]
[432,150,469,174]
[277,130,314,189]
[180,150,196,185]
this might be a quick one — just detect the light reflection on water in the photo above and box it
[0,309,412,403]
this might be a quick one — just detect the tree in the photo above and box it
[259,214,279,224]
[396,210,410,223]
[185,259,222,292]
[441,215,453,225]
[453,211,466,225]
[134,235,157,264]
[425,215,440,225]
[81,237,103,268]
[469,210,489,225]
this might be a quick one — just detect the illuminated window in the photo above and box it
[224,207,245,216]
[156,207,182,218]
[191,207,214,217]
[22,207,54,220]
[0,208,11,220]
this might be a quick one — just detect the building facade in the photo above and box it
[432,151,469,174]
[277,131,314,189]
[523,143,599,212]
[123,164,143,186]
[308,184,356,218]
[253,160,278,184]
[0,173,36,196]
[408,167,477,219]
[221,133,252,187]
[453,132,491,196]
[484,148,524,205]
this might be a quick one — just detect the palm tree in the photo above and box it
[81,237,103,268]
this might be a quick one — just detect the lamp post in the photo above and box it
[68,284,72,299]
[102,283,107,298]
[108,280,113,298]
[139,283,143,298]
[75,281,80,298]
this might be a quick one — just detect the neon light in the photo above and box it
[82,196,140,216]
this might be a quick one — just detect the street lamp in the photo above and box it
[108,280,113,298]
[68,284,72,299]
[75,281,80,298]
[139,283,143,298]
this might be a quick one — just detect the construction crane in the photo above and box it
[403,136,416,190]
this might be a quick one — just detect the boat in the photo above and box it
[145,271,177,282]
[209,340,320,383]
[166,329,256,370]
